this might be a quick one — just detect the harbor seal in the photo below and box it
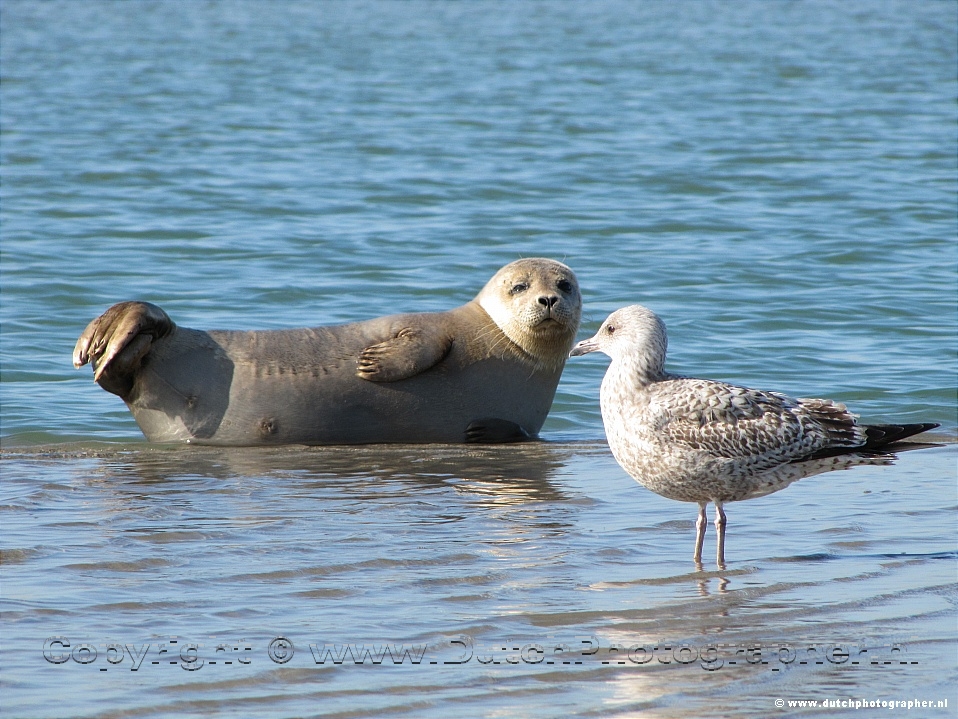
[73,258,581,445]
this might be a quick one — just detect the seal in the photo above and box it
[73,258,581,445]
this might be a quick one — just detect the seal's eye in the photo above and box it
[557,279,573,293]
[606,325,616,335]
[510,282,529,295]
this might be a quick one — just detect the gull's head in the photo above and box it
[569,305,668,366]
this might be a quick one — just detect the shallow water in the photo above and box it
[2,1,956,717]
[2,442,955,718]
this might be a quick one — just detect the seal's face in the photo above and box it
[478,258,582,367]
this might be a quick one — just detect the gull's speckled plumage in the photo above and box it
[570,304,938,566]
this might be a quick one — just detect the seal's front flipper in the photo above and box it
[356,326,452,382]
[73,301,175,397]
[465,418,532,444]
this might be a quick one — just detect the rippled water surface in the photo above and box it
[2,1,956,717]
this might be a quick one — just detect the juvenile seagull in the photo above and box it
[570,305,938,566]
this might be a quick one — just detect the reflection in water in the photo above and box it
[5,440,578,496]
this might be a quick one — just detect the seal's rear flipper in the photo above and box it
[73,301,175,397]
[465,418,532,444]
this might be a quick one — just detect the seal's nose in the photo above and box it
[538,295,559,308]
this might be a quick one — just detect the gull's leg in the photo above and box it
[714,502,727,568]
[693,502,708,564]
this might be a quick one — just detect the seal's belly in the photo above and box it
[126,328,557,445]
[215,361,544,445]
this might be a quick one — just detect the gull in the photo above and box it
[570,304,938,567]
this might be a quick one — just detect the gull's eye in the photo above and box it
[557,279,573,293]
[510,282,529,295]
[606,325,616,335]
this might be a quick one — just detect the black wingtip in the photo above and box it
[799,422,941,462]
[862,422,940,450]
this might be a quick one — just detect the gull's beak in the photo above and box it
[569,336,600,357]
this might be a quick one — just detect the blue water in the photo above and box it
[2,1,956,717]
